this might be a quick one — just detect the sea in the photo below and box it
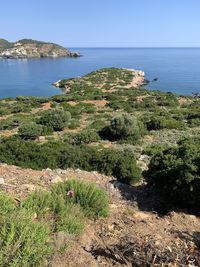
[0,48,200,98]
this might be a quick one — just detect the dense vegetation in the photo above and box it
[0,137,141,184]
[0,39,12,49]
[145,137,200,210]
[0,180,109,266]
[0,68,199,207]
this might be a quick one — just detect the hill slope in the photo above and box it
[0,163,200,266]
[0,38,80,58]
[0,39,12,49]
[0,68,199,266]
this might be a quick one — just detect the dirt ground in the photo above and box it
[0,163,199,266]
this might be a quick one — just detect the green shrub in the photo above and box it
[38,108,71,131]
[88,119,106,131]
[146,116,185,131]
[76,102,96,114]
[73,130,100,145]
[144,137,200,210]
[94,149,120,176]
[51,180,109,218]
[162,118,185,129]
[113,151,141,184]
[22,190,85,235]
[188,118,200,127]
[93,149,141,185]
[0,210,51,267]
[0,192,16,216]
[143,144,169,156]
[60,145,95,171]
[0,118,18,131]
[55,203,85,234]
[21,190,53,216]
[0,137,63,170]
[68,119,80,129]
[146,117,163,130]
[22,179,109,233]
[18,123,44,140]
[156,93,179,107]
[101,113,143,141]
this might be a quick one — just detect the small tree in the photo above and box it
[18,123,43,140]
[102,113,142,141]
[38,109,71,131]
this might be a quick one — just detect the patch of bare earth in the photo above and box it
[125,76,145,89]
[67,100,109,109]
[82,100,108,108]
[31,102,51,113]
[0,163,199,266]
[124,69,145,89]
[0,115,11,121]
[178,97,193,106]
[136,95,149,102]
[0,129,17,137]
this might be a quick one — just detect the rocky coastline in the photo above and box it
[0,38,80,59]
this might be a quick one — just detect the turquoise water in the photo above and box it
[0,48,200,98]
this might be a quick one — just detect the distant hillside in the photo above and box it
[0,39,12,49]
[0,38,80,58]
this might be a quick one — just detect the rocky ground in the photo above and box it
[0,163,199,266]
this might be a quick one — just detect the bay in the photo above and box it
[0,48,200,98]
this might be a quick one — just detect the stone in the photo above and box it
[50,175,63,184]
[21,184,36,191]
[37,136,45,141]
[0,178,5,184]
[106,183,115,194]
[55,169,67,175]
[133,211,150,221]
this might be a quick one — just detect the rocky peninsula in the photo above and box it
[53,68,146,93]
[0,38,80,58]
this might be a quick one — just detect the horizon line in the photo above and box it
[68,46,200,49]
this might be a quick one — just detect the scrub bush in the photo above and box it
[18,123,44,140]
[144,137,200,210]
[101,113,143,141]
[38,108,71,131]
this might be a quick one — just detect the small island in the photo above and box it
[0,38,80,58]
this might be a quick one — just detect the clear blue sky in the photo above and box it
[1,0,200,47]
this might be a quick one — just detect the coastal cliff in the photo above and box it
[0,38,80,58]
